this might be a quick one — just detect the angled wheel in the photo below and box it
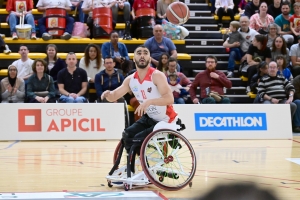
[140,129,196,191]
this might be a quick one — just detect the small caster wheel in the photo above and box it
[159,176,164,182]
[107,180,113,188]
[124,183,129,191]
[189,181,193,188]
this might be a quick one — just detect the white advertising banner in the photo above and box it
[0,103,124,140]
[173,104,293,139]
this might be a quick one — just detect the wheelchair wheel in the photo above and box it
[140,129,196,191]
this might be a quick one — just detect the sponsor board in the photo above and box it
[173,104,292,139]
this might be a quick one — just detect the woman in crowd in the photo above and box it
[266,23,279,48]
[44,44,66,82]
[249,2,274,34]
[270,36,290,63]
[157,53,170,72]
[246,34,271,92]
[79,44,104,83]
[1,65,25,103]
[101,31,132,76]
[26,59,56,103]
[156,0,178,24]
[276,55,293,81]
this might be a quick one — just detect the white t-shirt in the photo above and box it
[36,0,72,8]
[11,58,34,79]
[238,28,259,53]
[79,57,105,82]
[81,0,115,17]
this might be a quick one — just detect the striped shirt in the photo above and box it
[258,75,295,100]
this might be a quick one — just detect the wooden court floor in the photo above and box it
[0,137,300,199]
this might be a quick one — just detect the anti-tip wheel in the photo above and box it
[124,183,130,191]
[107,180,113,188]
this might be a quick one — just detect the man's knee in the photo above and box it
[202,97,216,104]
[220,97,231,104]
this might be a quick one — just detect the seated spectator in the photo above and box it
[276,54,293,81]
[79,44,104,83]
[249,2,274,34]
[1,65,25,103]
[223,16,259,79]
[26,59,56,103]
[11,44,33,82]
[291,74,300,132]
[156,0,178,24]
[44,44,66,83]
[267,0,282,19]
[157,53,170,72]
[250,61,268,103]
[190,55,232,104]
[244,0,260,18]
[37,0,74,41]
[0,36,11,54]
[101,31,132,76]
[114,0,131,39]
[215,0,235,28]
[258,61,296,119]
[6,0,36,40]
[270,36,290,63]
[82,0,117,39]
[144,25,177,68]
[131,0,156,38]
[290,0,300,14]
[57,53,88,103]
[275,1,294,46]
[94,56,124,102]
[289,36,300,77]
[165,57,191,104]
[224,20,244,77]
[245,34,271,92]
[266,23,279,48]
[70,0,85,23]
[167,74,189,104]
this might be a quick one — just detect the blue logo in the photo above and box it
[194,113,267,131]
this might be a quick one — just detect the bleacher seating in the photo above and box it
[0,0,254,104]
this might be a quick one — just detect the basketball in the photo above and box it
[166,2,190,25]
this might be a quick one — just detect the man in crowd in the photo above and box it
[190,55,232,104]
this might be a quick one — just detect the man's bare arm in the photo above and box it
[102,75,131,101]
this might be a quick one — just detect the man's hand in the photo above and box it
[101,90,111,101]
[193,98,199,104]
[36,96,45,103]
[286,97,294,104]
[210,72,219,79]
[271,98,279,104]
[135,100,151,116]
[233,42,240,47]
[69,93,78,99]
[44,96,49,103]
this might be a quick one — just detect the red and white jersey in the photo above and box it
[129,67,177,123]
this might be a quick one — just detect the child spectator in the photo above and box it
[276,54,293,81]
[226,21,244,78]
[290,2,300,37]
[167,74,189,104]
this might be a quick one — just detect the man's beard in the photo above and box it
[135,59,150,69]
[207,66,215,72]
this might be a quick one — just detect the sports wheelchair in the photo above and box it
[106,118,197,191]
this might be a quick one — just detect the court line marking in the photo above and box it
[0,140,19,150]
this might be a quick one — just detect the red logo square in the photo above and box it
[18,109,42,132]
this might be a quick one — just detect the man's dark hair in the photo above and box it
[205,55,218,63]
[134,45,150,53]
[104,56,115,63]
[168,57,178,64]
[281,1,290,7]
[19,44,28,50]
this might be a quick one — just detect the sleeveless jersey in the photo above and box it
[129,67,177,123]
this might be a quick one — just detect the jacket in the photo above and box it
[101,42,130,60]
[189,69,232,100]
[94,69,124,98]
